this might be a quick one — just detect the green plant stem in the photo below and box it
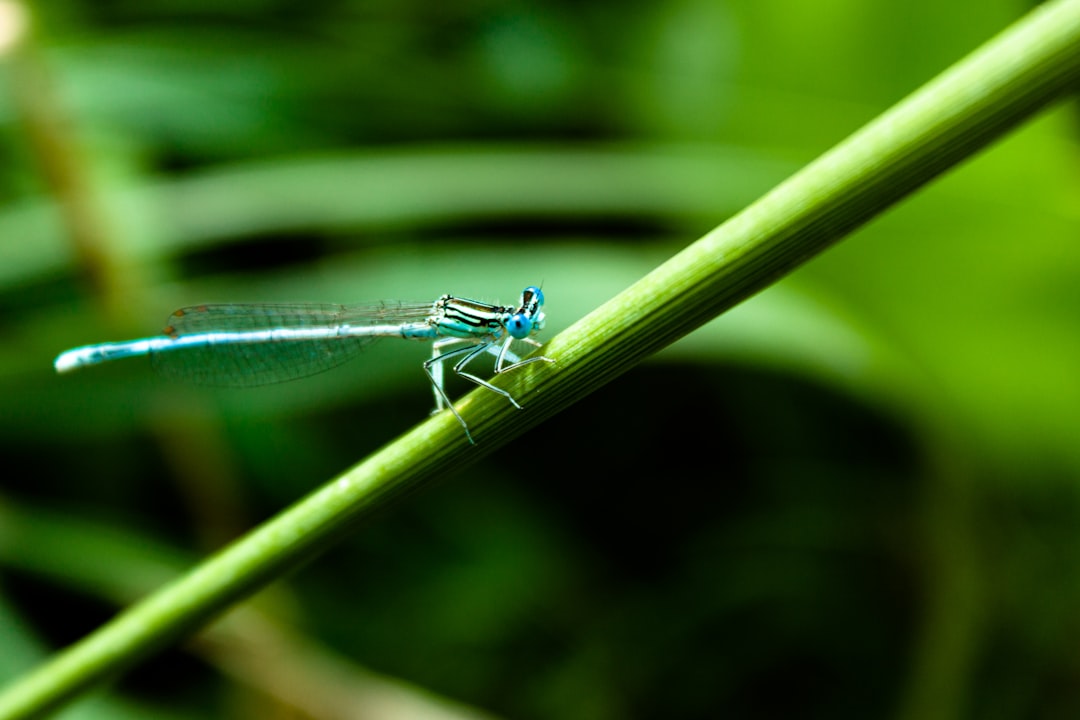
[2,0,1079,717]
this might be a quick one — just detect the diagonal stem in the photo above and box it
[1,0,1078,717]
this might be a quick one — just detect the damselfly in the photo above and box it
[54,286,554,443]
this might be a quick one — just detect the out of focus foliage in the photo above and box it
[0,1,1078,718]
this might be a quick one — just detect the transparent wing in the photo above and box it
[151,301,433,387]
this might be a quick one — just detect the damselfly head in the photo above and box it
[507,285,546,338]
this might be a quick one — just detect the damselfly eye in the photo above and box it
[524,286,544,307]
[507,313,533,339]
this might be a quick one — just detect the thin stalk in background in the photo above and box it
[0,0,1078,717]
[3,7,134,318]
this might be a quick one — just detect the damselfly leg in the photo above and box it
[425,335,555,442]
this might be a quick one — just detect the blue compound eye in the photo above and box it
[507,313,533,339]
[524,286,544,307]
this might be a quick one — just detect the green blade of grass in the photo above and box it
[2,0,1079,717]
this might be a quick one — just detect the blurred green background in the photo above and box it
[0,0,1078,718]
